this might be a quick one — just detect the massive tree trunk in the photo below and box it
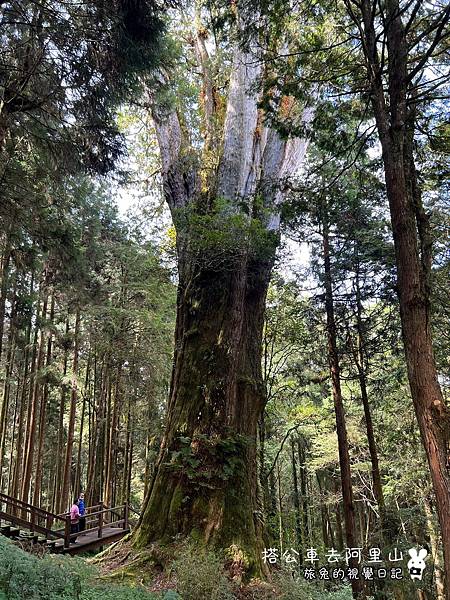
[135,31,310,574]
[135,248,273,572]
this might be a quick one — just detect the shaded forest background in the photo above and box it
[0,1,449,599]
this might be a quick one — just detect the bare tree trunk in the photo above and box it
[276,461,284,556]
[335,502,344,551]
[86,353,98,506]
[353,269,385,522]
[33,294,54,507]
[424,496,445,600]
[0,279,17,491]
[53,315,69,513]
[352,1,450,593]
[143,422,153,500]
[105,365,121,507]
[89,365,107,505]
[10,273,34,502]
[127,423,133,504]
[322,217,363,599]
[21,286,48,504]
[74,352,90,499]
[291,437,303,561]
[297,439,309,546]
[61,308,80,511]
[7,374,21,496]
[317,471,335,550]
[122,397,131,505]
[0,236,11,365]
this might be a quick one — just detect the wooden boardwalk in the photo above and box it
[0,492,131,554]
[53,525,130,554]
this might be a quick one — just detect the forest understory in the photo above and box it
[0,0,449,599]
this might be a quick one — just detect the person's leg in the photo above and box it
[70,523,78,543]
[79,516,86,532]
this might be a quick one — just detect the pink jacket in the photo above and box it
[70,504,80,523]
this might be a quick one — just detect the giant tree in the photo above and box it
[134,7,312,574]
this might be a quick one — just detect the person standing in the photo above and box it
[70,499,80,543]
[78,492,86,532]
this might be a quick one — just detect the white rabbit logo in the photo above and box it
[407,548,428,581]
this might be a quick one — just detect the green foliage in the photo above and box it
[273,571,352,600]
[0,536,81,599]
[0,0,170,176]
[167,433,248,490]
[171,544,235,600]
[81,585,166,600]
[0,536,164,600]
[173,197,279,270]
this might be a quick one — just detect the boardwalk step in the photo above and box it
[19,532,39,543]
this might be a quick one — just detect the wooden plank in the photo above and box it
[52,526,130,555]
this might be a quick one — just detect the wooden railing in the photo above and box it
[0,492,67,541]
[0,493,129,549]
[58,502,129,547]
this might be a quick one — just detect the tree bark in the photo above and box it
[21,285,47,504]
[353,269,385,519]
[297,439,309,546]
[135,252,273,574]
[61,308,80,511]
[0,279,17,491]
[424,496,445,600]
[88,365,108,505]
[10,272,34,504]
[322,217,363,599]
[33,293,54,507]
[74,351,90,499]
[291,437,303,561]
[53,315,69,513]
[0,235,12,365]
[352,0,450,594]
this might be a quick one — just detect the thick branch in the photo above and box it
[263,106,314,232]
[152,107,198,214]
[194,31,217,152]
[217,47,262,201]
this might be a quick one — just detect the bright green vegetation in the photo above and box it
[0,535,353,600]
[0,536,176,600]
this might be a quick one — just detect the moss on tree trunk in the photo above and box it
[134,253,273,577]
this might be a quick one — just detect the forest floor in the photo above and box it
[92,538,351,600]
